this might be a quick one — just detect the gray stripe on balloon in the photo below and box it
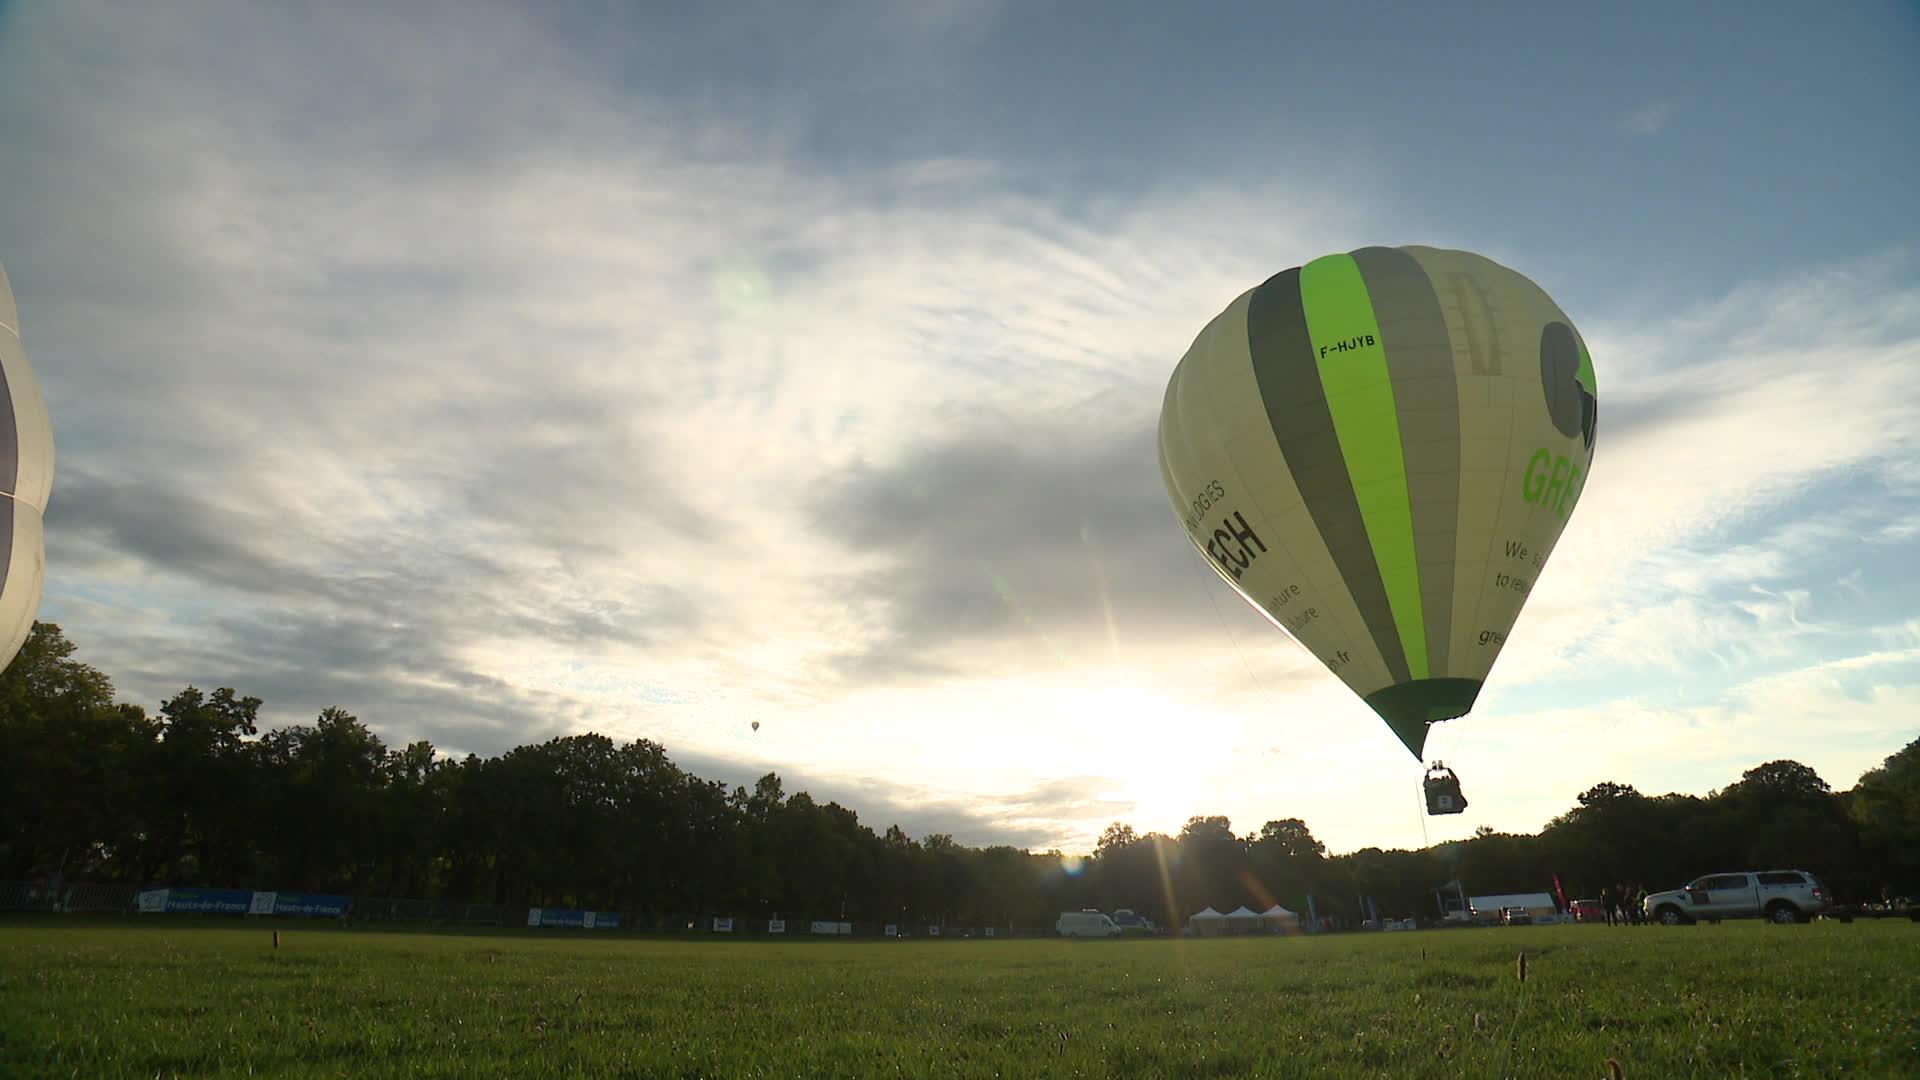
[1351,245,1460,680]
[1246,267,1411,685]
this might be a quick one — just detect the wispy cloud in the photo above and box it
[1496,254,1920,684]
[2,0,1363,838]
[4,2,1916,855]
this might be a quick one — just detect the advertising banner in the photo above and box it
[273,892,351,918]
[163,888,255,914]
[527,907,619,929]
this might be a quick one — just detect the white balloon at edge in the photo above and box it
[0,258,55,673]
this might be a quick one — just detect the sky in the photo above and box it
[1,0,1917,857]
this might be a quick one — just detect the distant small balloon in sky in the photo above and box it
[751,720,760,733]
[0,259,56,673]
[1158,245,1596,761]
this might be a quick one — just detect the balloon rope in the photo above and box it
[1183,539,1284,715]
[1416,775,1431,850]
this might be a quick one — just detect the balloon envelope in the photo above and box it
[0,259,55,672]
[1158,245,1595,759]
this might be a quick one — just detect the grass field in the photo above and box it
[1,919,1915,1078]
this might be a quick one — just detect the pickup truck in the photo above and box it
[1642,870,1831,925]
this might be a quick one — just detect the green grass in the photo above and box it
[1,919,1914,1078]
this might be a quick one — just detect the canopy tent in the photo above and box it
[1186,906,1228,937]
[1190,904,1306,936]
[1260,904,1301,930]
[1224,905,1269,936]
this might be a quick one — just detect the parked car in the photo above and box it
[1055,910,1122,937]
[1500,906,1532,926]
[1568,898,1604,922]
[1642,870,1831,925]
[1111,908,1158,936]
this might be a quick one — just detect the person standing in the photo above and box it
[1601,885,1616,926]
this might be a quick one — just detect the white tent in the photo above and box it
[1187,906,1228,937]
[1224,905,1264,936]
[1260,903,1301,930]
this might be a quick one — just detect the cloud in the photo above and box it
[1490,254,1920,690]
[652,745,1128,850]
[1630,643,1918,772]
[5,2,1917,859]
[40,466,677,756]
[806,393,1329,688]
[2,1,1357,751]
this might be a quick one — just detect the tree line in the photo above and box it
[3,623,1916,927]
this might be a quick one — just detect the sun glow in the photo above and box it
[1066,684,1236,836]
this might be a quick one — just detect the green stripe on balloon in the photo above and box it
[1299,253,1429,682]
[1247,268,1410,685]
[1351,245,1460,681]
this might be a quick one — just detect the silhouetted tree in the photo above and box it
[2,621,1914,922]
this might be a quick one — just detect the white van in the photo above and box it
[1056,910,1121,938]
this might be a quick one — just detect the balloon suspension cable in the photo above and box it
[1183,540,1285,716]
[1433,715,1471,782]
[1415,761,1432,849]
[1421,732,1445,849]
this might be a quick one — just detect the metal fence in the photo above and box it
[0,880,139,913]
[0,881,1043,939]
[349,897,508,924]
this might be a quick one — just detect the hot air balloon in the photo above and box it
[0,259,54,674]
[751,720,760,733]
[1158,245,1595,789]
